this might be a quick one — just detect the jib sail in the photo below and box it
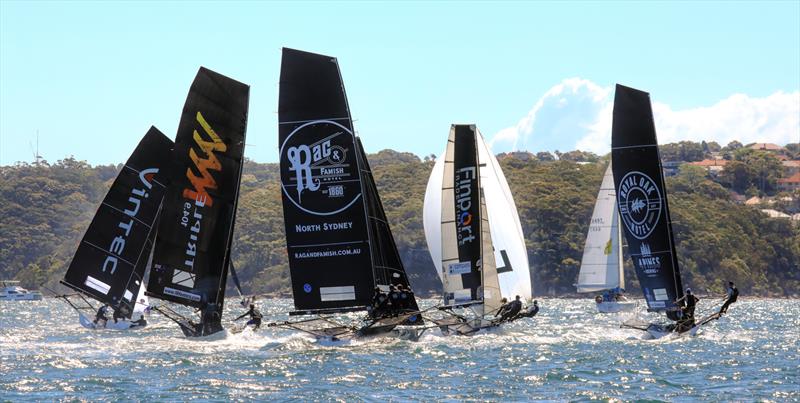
[354,136,421,316]
[611,84,683,319]
[147,67,249,318]
[278,47,419,314]
[62,127,173,317]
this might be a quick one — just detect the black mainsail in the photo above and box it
[62,127,173,318]
[611,84,684,321]
[146,67,249,336]
[277,47,419,319]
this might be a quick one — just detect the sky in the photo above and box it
[1,1,798,166]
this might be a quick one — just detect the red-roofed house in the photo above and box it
[778,172,800,192]
[688,158,728,175]
[748,143,785,152]
[782,160,800,176]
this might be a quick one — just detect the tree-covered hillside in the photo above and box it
[1,148,798,298]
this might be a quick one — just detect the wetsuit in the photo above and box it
[389,289,401,313]
[684,294,699,318]
[112,308,125,324]
[719,286,738,314]
[500,300,523,322]
[94,305,109,325]
[235,306,263,329]
[519,304,539,318]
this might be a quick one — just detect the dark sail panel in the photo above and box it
[278,48,376,312]
[451,125,483,303]
[611,84,683,319]
[147,67,249,315]
[355,137,421,316]
[62,127,173,316]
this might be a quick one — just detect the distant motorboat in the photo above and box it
[0,281,43,301]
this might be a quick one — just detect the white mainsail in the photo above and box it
[576,163,625,293]
[424,127,531,309]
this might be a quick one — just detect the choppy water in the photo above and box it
[1,298,798,401]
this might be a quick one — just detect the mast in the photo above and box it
[62,127,173,317]
[146,67,250,331]
[611,84,683,321]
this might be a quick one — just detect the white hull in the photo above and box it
[596,300,636,313]
[0,293,42,301]
[78,313,146,331]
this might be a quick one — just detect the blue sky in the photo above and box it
[1,1,798,166]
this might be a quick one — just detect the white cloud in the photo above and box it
[490,78,800,155]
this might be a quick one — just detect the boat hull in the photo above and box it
[0,293,42,301]
[596,300,636,313]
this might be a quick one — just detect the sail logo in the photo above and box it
[455,167,477,246]
[101,167,159,275]
[637,242,661,274]
[617,171,662,240]
[183,111,226,208]
[280,120,360,216]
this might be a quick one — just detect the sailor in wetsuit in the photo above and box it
[518,300,539,319]
[235,303,263,330]
[499,296,523,322]
[719,281,739,314]
[112,306,129,324]
[388,285,401,313]
[397,285,411,311]
[370,287,389,318]
[676,288,699,319]
[93,304,109,326]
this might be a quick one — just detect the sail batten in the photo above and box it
[611,84,683,319]
[62,127,173,317]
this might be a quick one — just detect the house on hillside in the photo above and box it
[761,209,790,218]
[748,143,785,152]
[745,196,763,205]
[778,172,800,192]
[662,161,681,177]
[688,158,728,176]
[782,160,800,176]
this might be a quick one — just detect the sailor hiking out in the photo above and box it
[235,303,263,330]
[719,281,739,314]
[93,304,110,326]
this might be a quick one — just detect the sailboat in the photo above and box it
[268,48,422,341]
[145,67,250,338]
[59,127,173,330]
[422,124,535,335]
[576,163,635,313]
[611,84,720,338]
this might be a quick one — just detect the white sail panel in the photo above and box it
[577,164,624,293]
[474,131,532,300]
[479,191,502,314]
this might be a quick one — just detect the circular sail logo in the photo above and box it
[279,120,361,216]
[617,171,662,240]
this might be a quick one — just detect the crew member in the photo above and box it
[719,281,739,314]
[93,304,109,326]
[398,285,411,311]
[518,300,539,319]
[495,298,509,318]
[235,303,263,330]
[500,296,523,322]
[676,288,699,319]
[112,307,126,324]
[388,285,401,313]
